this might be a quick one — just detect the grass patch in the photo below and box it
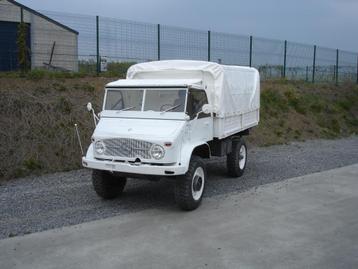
[249,80,358,147]
[56,97,72,114]
[0,61,135,80]
[284,88,307,114]
[261,88,288,116]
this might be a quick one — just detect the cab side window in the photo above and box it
[186,89,209,119]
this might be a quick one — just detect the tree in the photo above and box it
[17,22,30,72]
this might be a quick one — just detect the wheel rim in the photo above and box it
[239,145,246,170]
[191,167,205,201]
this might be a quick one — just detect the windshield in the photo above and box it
[104,88,186,112]
[105,89,143,111]
[144,89,185,112]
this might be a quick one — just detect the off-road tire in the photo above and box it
[227,138,247,177]
[92,170,127,199]
[175,156,206,211]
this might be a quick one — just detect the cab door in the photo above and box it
[186,88,213,143]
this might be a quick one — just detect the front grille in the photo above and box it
[102,138,153,159]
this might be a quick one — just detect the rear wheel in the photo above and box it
[92,170,127,199]
[175,156,206,211]
[227,138,247,177]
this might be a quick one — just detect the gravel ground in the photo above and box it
[1,136,357,239]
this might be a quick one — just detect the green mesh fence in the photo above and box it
[286,42,314,81]
[1,6,356,83]
[251,37,285,79]
[315,46,337,83]
[211,32,250,66]
[160,25,208,61]
[339,50,357,82]
[99,16,157,62]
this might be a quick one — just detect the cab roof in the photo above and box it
[106,78,202,88]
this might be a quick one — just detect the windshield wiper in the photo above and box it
[111,98,123,109]
[160,104,181,114]
[116,106,135,112]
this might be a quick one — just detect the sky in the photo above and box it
[19,0,358,52]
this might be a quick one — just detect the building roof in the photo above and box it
[6,0,79,35]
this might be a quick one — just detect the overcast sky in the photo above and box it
[20,0,358,52]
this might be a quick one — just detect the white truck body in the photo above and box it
[127,60,260,139]
[83,60,260,210]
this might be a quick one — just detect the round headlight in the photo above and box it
[95,141,105,155]
[150,144,165,160]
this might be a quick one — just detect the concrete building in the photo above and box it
[0,0,78,71]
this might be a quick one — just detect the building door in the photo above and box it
[0,21,31,71]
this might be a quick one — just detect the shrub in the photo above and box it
[17,22,30,72]
[284,89,306,114]
[261,88,288,114]
[56,97,72,114]
[23,158,42,171]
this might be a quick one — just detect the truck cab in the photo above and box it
[83,60,260,210]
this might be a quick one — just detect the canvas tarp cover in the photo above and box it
[127,60,260,117]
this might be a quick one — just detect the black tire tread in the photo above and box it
[92,170,126,199]
[227,138,247,177]
[175,155,206,211]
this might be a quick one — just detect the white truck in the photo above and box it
[83,60,260,210]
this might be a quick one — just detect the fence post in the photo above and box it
[208,30,211,62]
[96,16,100,74]
[335,49,339,85]
[19,7,30,72]
[333,65,336,82]
[20,7,23,23]
[306,66,309,82]
[357,55,358,84]
[283,40,287,78]
[249,35,253,67]
[157,24,161,61]
[312,45,316,83]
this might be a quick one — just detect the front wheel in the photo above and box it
[227,138,247,177]
[175,156,206,211]
[92,170,127,199]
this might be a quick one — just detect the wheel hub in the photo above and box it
[191,167,205,201]
[239,145,247,169]
[193,176,203,192]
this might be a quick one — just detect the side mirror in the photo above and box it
[87,102,93,112]
[86,102,99,126]
[202,104,213,114]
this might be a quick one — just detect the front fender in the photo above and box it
[179,142,210,174]
[85,143,94,159]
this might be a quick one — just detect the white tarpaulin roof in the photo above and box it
[127,60,260,117]
[106,78,202,88]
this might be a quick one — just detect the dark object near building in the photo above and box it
[0,20,30,71]
[0,0,78,71]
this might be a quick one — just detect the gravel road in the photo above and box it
[1,137,357,239]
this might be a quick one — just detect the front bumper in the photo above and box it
[82,156,187,176]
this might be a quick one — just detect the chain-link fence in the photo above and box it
[2,2,358,83]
